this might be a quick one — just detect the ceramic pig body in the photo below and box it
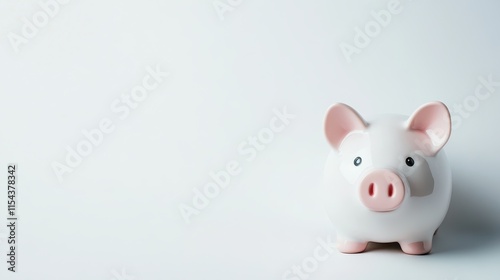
[323,102,452,255]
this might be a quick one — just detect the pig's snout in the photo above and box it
[359,169,405,212]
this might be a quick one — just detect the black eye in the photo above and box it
[406,157,415,167]
[354,157,362,166]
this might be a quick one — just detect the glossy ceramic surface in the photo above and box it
[323,102,452,254]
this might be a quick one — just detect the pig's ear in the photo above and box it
[324,103,367,151]
[406,102,451,156]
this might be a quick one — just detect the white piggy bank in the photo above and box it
[323,102,452,255]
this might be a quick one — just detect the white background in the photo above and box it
[1,0,500,279]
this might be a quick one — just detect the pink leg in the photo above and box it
[337,238,368,254]
[399,240,432,255]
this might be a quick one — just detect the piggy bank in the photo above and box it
[322,102,452,255]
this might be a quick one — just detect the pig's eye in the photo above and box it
[353,156,362,166]
[405,157,415,167]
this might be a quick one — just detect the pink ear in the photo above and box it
[407,102,451,156]
[324,103,367,151]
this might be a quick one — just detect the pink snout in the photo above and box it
[359,169,405,212]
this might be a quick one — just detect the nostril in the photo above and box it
[368,183,374,196]
[388,184,394,197]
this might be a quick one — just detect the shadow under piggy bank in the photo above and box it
[364,169,500,255]
[431,170,500,255]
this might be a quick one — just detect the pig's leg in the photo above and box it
[336,234,367,253]
[399,239,432,255]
